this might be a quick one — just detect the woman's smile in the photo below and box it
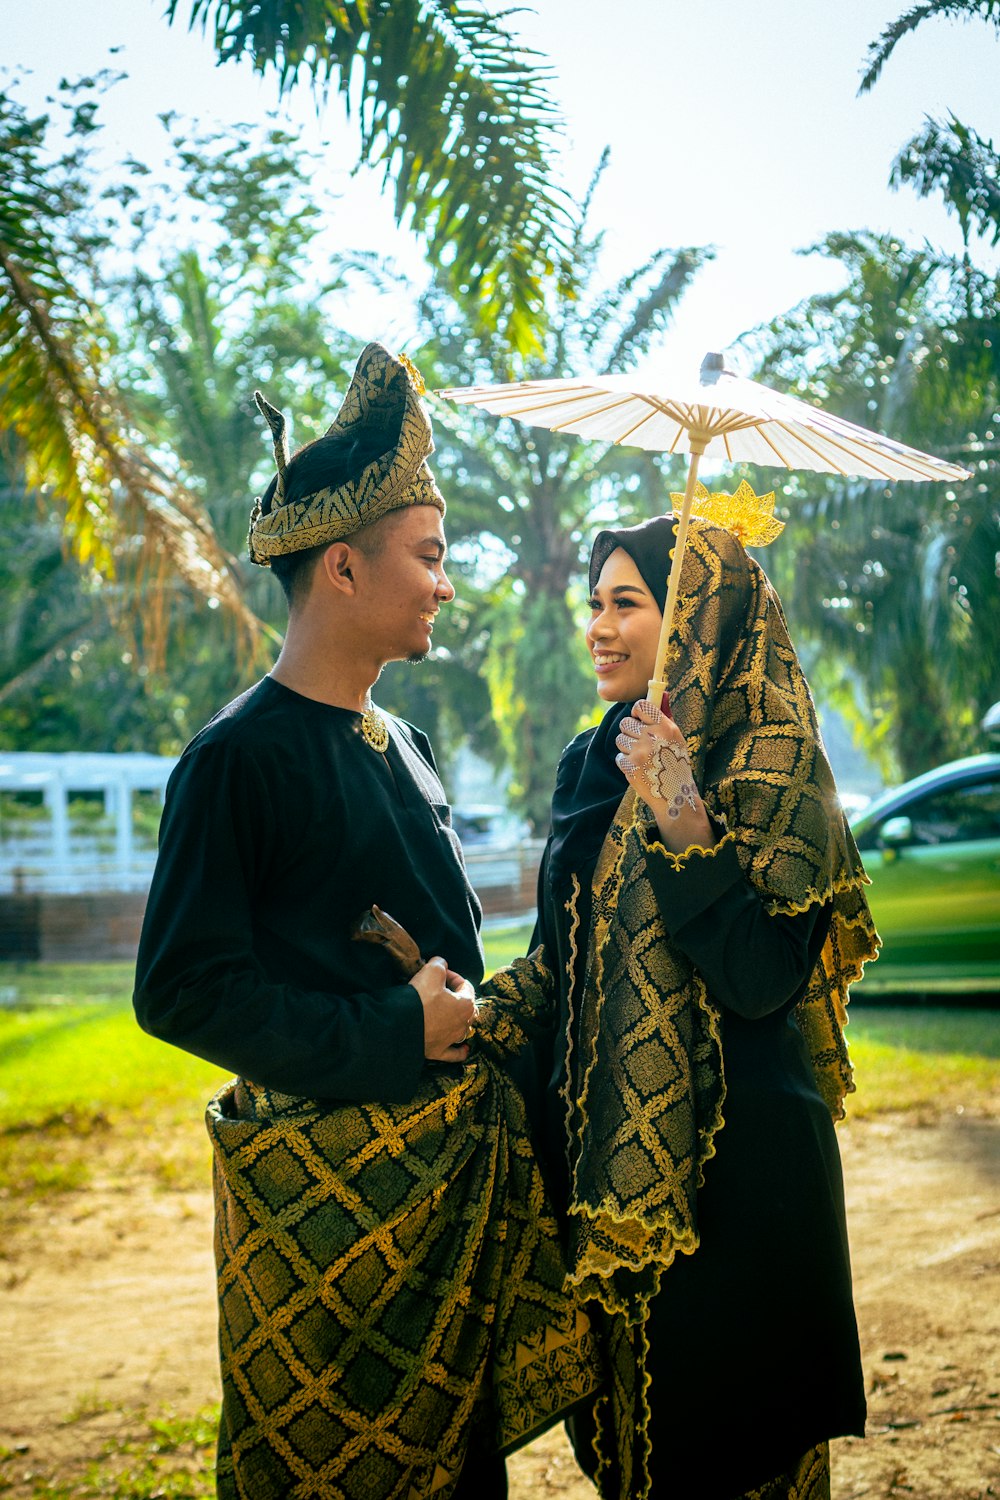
[593,649,629,674]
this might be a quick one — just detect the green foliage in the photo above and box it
[114,119,366,530]
[748,229,1000,780]
[891,113,1000,250]
[0,457,252,752]
[755,2,995,786]
[847,1003,1000,1117]
[0,112,379,749]
[167,0,570,354]
[0,986,225,1132]
[21,1404,218,1498]
[0,973,225,1198]
[859,0,1000,93]
[481,919,533,973]
[478,587,593,830]
[0,83,260,668]
[106,120,399,734]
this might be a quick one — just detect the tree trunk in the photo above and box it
[891,646,953,779]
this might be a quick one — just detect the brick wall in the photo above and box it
[0,893,148,963]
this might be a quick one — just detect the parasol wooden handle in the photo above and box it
[648,447,704,706]
[351,904,423,978]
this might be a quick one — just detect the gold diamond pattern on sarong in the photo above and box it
[210,1063,602,1499]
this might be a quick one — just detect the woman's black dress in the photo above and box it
[514,722,867,1500]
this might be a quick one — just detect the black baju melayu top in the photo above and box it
[134,676,483,1104]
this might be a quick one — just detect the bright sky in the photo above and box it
[4,0,998,372]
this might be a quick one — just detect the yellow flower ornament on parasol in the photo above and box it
[676,478,785,549]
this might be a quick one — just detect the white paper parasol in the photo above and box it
[437,352,973,705]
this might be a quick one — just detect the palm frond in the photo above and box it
[167,0,570,353]
[0,94,264,669]
[860,0,1000,93]
[891,113,1000,248]
[601,248,713,373]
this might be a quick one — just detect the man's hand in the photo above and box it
[410,956,477,1062]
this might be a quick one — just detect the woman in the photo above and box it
[481,513,879,1500]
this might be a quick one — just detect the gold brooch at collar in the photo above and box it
[361,704,390,753]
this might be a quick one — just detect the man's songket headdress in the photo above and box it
[248,342,445,565]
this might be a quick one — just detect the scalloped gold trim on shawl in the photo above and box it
[587,1227,659,1498]
[644,827,736,871]
[560,875,584,1163]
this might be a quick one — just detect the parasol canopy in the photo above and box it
[437,353,973,704]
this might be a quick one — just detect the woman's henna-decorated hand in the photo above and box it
[614,699,716,853]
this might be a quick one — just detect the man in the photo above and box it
[134,344,598,1500]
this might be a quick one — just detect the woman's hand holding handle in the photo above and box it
[615,698,716,854]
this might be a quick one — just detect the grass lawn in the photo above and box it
[0,949,996,1199]
[9,1405,220,1499]
[845,999,1000,1116]
[0,954,995,1497]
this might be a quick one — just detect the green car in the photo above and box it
[849,754,1000,996]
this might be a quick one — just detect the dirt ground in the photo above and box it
[1,1111,998,1499]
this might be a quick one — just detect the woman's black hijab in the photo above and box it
[547,516,678,887]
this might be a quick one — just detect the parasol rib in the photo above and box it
[461,386,614,417]
[435,351,973,726]
[547,394,655,435]
[745,422,795,468]
[778,417,953,481]
[648,452,701,706]
[766,419,898,480]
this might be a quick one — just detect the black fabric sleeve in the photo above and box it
[133,739,426,1102]
[642,828,832,1020]
[527,840,553,955]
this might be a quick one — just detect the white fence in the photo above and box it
[0,752,173,896]
[0,752,542,913]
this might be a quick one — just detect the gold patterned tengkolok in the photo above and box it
[669,478,785,547]
[361,704,389,752]
[249,343,444,566]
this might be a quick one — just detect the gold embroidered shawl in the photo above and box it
[562,517,879,1315]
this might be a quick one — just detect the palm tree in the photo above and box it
[166,0,569,355]
[0,86,260,673]
[387,158,711,827]
[3,0,569,684]
[862,1,1000,272]
[748,230,999,780]
[890,115,1000,256]
[739,6,1000,780]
